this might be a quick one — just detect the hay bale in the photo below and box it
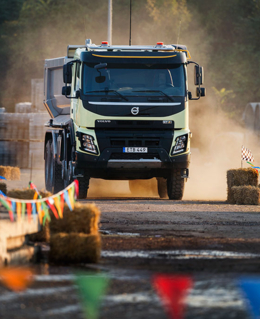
[10,167,20,180]
[28,220,50,243]
[0,166,11,180]
[49,233,101,263]
[7,189,51,200]
[227,168,258,201]
[0,182,7,194]
[50,203,100,235]
[229,186,260,205]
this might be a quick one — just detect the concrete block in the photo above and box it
[0,219,39,266]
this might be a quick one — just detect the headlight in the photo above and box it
[172,134,188,155]
[80,134,97,154]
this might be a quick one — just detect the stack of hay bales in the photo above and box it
[7,189,51,242]
[0,166,20,180]
[0,182,7,194]
[49,203,101,264]
[227,168,260,204]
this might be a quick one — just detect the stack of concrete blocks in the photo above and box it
[0,218,40,266]
[0,79,49,169]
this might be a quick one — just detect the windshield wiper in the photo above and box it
[85,89,128,101]
[133,90,174,102]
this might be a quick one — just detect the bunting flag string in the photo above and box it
[247,161,260,174]
[0,180,78,224]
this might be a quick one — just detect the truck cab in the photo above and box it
[44,39,205,199]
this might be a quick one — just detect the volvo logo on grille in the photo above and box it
[131,107,139,115]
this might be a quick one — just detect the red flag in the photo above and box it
[153,274,193,319]
[6,199,14,222]
[26,203,32,222]
[74,179,79,198]
[46,199,59,219]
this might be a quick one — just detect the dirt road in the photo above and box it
[2,170,260,318]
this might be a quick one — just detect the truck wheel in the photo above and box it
[48,141,63,194]
[45,140,52,192]
[157,178,168,199]
[167,169,185,200]
[78,176,90,199]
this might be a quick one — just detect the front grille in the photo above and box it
[128,140,142,147]
[145,140,159,146]
[110,140,125,146]
[110,138,160,147]
[110,153,159,160]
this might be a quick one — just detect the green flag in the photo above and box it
[74,273,110,319]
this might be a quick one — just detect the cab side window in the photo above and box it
[74,63,81,91]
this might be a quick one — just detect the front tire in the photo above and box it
[45,140,63,194]
[167,169,185,200]
[78,176,90,199]
[157,178,168,199]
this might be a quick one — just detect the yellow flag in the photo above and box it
[16,202,21,222]
[36,202,43,224]
[54,196,63,218]
[68,188,75,210]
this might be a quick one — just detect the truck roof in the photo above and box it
[67,39,190,59]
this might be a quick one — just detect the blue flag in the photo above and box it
[239,277,260,319]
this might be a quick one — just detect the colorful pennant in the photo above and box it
[0,180,78,224]
[239,277,260,319]
[153,274,193,319]
[74,273,110,319]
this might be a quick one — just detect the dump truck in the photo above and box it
[44,39,205,199]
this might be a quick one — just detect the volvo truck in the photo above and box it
[43,39,205,199]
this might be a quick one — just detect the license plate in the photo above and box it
[123,147,148,153]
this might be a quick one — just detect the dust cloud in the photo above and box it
[3,2,258,201]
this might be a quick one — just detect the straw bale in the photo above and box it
[0,166,11,180]
[227,168,258,201]
[50,203,100,235]
[7,189,51,200]
[10,167,20,180]
[229,186,260,205]
[28,220,50,243]
[0,182,7,194]
[227,168,258,188]
[49,232,101,263]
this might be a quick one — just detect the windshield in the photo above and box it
[83,63,185,98]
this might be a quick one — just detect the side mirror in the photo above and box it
[194,65,204,86]
[63,63,72,84]
[196,87,206,97]
[62,86,71,96]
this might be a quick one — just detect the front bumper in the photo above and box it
[75,148,190,179]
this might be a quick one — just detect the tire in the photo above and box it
[45,140,52,192]
[157,178,168,198]
[78,176,90,199]
[167,169,185,200]
[45,140,63,194]
[51,141,64,194]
